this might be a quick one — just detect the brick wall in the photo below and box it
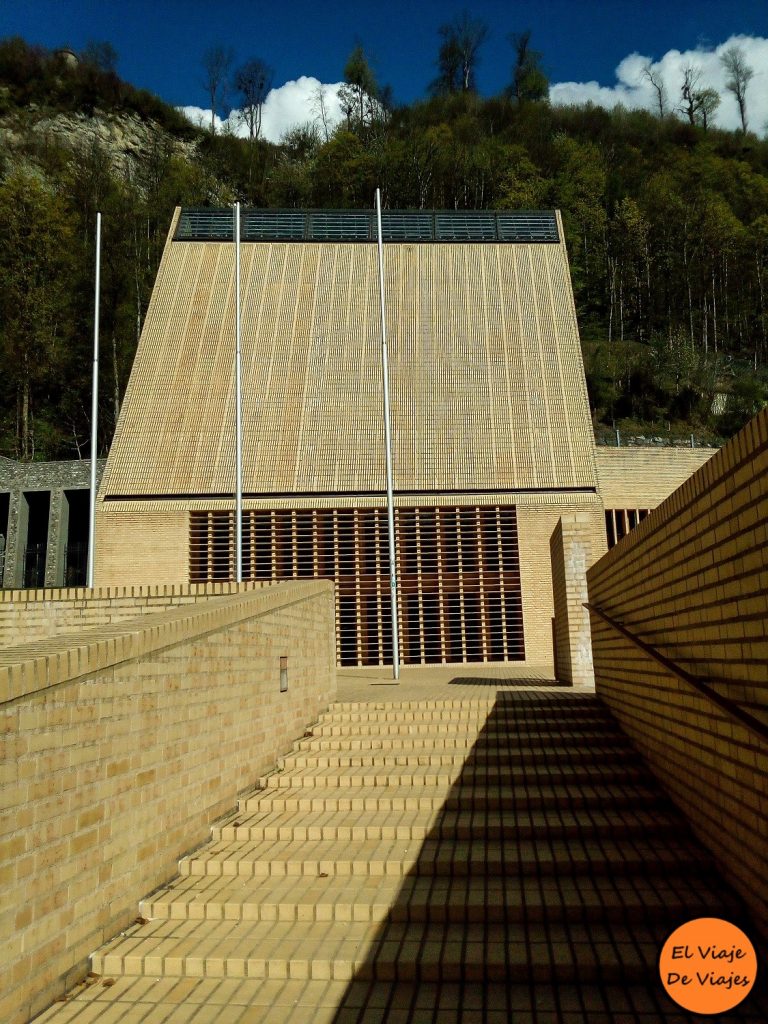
[594,446,716,508]
[517,502,605,671]
[588,410,768,932]
[0,580,336,1024]
[94,495,606,672]
[550,514,595,687]
[94,506,190,586]
[0,580,272,648]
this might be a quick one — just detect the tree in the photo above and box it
[431,11,488,94]
[80,40,118,74]
[338,46,379,129]
[679,64,702,125]
[311,84,332,142]
[509,31,548,102]
[720,45,753,133]
[0,170,74,459]
[640,63,667,117]
[678,65,721,130]
[202,45,234,133]
[695,88,720,130]
[234,58,273,141]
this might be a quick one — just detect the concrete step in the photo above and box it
[141,869,738,926]
[330,696,602,711]
[290,737,634,753]
[314,707,614,725]
[213,805,682,843]
[39,977,764,1024]
[237,780,672,814]
[306,720,616,738]
[179,835,711,879]
[278,744,635,769]
[257,763,648,789]
[91,916,681,983]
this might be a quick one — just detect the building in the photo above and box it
[0,457,105,588]
[93,207,714,671]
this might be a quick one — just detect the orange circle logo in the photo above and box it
[659,918,757,1015]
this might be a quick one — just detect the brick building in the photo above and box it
[93,207,714,671]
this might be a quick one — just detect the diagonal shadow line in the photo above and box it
[320,691,768,1024]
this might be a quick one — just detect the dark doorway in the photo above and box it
[0,492,9,586]
[23,491,50,588]
[64,490,90,586]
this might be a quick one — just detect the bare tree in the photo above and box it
[311,84,331,142]
[81,40,119,73]
[202,45,234,133]
[679,65,722,130]
[721,45,754,133]
[679,64,702,125]
[641,63,667,117]
[234,58,273,141]
[431,11,488,94]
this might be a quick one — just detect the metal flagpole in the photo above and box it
[235,201,243,583]
[375,188,400,680]
[87,212,101,588]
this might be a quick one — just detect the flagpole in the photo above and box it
[375,188,400,680]
[87,211,101,589]
[235,201,243,583]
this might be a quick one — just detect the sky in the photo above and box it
[4,1,768,141]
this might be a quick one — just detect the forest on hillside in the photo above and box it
[1,34,767,461]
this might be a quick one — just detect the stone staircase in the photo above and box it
[42,691,765,1023]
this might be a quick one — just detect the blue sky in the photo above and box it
[3,1,768,139]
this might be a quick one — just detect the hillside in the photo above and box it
[1,36,767,460]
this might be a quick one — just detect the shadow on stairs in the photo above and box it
[37,691,766,1023]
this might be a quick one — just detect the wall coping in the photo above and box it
[0,580,332,705]
[0,581,272,603]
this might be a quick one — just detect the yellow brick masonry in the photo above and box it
[550,514,596,687]
[594,446,716,509]
[0,580,272,649]
[0,580,336,1024]
[516,503,605,671]
[587,409,768,934]
[94,496,607,672]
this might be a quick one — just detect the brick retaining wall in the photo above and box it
[0,580,336,1024]
[588,410,768,934]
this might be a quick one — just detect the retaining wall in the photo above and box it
[0,580,336,1024]
[588,409,768,933]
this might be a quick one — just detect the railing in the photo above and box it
[594,429,723,449]
[64,541,88,587]
[585,602,768,743]
[22,542,46,588]
[174,208,560,244]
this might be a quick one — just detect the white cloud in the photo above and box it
[550,34,768,133]
[177,105,226,133]
[179,77,346,144]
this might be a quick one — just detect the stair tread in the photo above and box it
[183,834,710,869]
[215,805,683,840]
[93,917,680,969]
[239,780,669,812]
[142,868,740,919]
[259,764,647,788]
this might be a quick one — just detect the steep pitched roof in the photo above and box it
[101,208,597,498]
